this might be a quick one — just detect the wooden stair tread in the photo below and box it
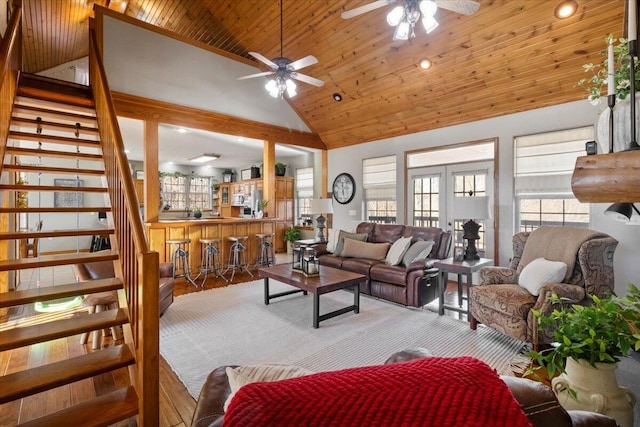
[17,386,138,427]
[19,73,94,97]
[0,184,107,192]
[0,250,118,272]
[0,227,114,240]
[2,164,105,175]
[0,277,122,308]
[0,206,111,213]
[0,308,128,352]
[0,344,135,404]
[9,130,100,147]
[15,96,96,115]
[12,104,97,125]
[6,146,103,161]
[11,117,99,135]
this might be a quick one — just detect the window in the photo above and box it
[452,173,487,252]
[363,155,396,223]
[514,127,592,232]
[412,175,439,227]
[296,167,313,223]
[160,174,212,211]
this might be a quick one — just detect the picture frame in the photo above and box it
[453,246,465,262]
[240,168,252,181]
[135,170,144,179]
[54,178,84,207]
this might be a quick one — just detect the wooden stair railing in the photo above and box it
[89,20,160,427]
[0,0,22,171]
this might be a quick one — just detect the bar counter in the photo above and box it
[146,217,277,274]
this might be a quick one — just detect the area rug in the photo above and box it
[160,279,531,399]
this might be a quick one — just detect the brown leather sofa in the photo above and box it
[74,259,175,316]
[314,222,451,307]
[191,348,618,427]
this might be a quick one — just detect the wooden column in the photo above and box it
[263,140,276,217]
[144,120,160,222]
[321,149,328,197]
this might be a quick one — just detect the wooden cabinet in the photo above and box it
[274,177,294,253]
[134,179,144,206]
[220,184,230,205]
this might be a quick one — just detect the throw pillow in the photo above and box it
[518,257,567,296]
[385,236,412,266]
[333,230,368,256]
[340,239,390,260]
[326,228,338,253]
[223,364,313,412]
[401,240,435,266]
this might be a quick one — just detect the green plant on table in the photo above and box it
[527,284,640,391]
[283,227,301,244]
[257,199,269,211]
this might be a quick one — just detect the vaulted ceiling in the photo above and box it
[20,0,625,150]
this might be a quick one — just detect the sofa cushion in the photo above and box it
[340,238,390,260]
[402,240,434,266]
[223,364,312,412]
[223,357,531,427]
[471,284,536,319]
[371,223,405,244]
[319,254,345,269]
[370,263,409,286]
[333,231,368,256]
[385,236,412,265]
[341,258,384,277]
[518,257,567,296]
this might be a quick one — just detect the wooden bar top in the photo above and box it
[146,217,275,227]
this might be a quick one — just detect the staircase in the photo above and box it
[0,4,159,425]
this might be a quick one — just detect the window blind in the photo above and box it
[363,155,396,200]
[296,167,313,190]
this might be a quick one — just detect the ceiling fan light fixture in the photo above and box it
[387,5,405,26]
[285,78,297,98]
[422,15,439,33]
[393,21,411,40]
[419,0,437,16]
[265,79,280,98]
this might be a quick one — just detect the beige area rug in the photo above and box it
[160,279,531,399]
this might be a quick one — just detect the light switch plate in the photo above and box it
[349,210,356,216]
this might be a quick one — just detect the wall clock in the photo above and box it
[332,173,356,204]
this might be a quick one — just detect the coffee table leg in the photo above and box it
[264,277,270,305]
[313,293,320,329]
[354,283,360,314]
[438,270,445,315]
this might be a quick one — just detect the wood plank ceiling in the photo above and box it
[20,0,625,150]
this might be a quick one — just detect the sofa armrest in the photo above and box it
[479,266,517,285]
[568,411,618,427]
[532,283,586,313]
[313,242,329,256]
[192,365,238,427]
[159,262,174,278]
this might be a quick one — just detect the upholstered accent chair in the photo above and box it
[469,226,618,350]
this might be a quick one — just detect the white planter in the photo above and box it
[596,93,640,153]
[552,358,636,427]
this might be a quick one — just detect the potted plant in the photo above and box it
[283,227,301,254]
[192,208,202,219]
[275,162,287,176]
[527,285,640,426]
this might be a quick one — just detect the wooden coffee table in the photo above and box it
[259,263,365,328]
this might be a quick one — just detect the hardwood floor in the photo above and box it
[0,257,527,426]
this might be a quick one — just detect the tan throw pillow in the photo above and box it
[341,239,390,260]
[333,230,368,256]
[518,257,567,296]
[224,364,313,412]
[385,236,413,266]
[402,240,435,266]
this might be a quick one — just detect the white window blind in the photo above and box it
[296,167,314,190]
[514,126,593,194]
[296,167,314,216]
[363,155,396,200]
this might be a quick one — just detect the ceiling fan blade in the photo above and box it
[290,72,325,87]
[248,52,278,69]
[434,0,480,15]
[341,0,395,19]
[237,71,275,81]
[288,55,318,71]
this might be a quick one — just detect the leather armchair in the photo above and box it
[469,227,618,349]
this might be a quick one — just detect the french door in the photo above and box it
[407,161,494,260]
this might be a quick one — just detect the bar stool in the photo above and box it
[254,233,275,268]
[80,291,122,350]
[223,236,253,282]
[166,239,198,287]
[199,238,227,285]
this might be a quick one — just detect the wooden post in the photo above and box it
[263,140,276,217]
[143,120,160,222]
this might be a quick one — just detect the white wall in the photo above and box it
[327,100,640,296]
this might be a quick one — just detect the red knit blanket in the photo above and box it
[222,357,532,427]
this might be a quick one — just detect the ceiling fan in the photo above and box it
[341,0,480,41]
[237,0,324,98]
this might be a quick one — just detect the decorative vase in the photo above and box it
[596,93,640,153]
[552,358,636,427]
[255,210,263,219]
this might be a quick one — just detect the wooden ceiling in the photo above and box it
[20,0,625,150]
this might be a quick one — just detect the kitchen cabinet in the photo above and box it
[134,179,144,206]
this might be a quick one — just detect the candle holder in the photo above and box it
[302,248,319,277]
[292,246,303,272]
[628,38,640,151]
[608,94,616,153]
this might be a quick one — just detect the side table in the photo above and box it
[433,257,493,318]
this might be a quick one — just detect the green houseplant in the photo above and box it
[527,285,640,425]
[275,163,287,176]
[192,208,202,218]
[283,227,301,254]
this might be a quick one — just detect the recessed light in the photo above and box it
[333,93,343,102]
[124,149,130,153]
[176,128,188,134]
[554,0,578,19]
[189,153,220,163]
[238,137,245,142]
[419,58,432,70]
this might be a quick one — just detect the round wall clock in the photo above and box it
[332,173,356,204]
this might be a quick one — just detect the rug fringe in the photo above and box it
[505,343,533,376]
